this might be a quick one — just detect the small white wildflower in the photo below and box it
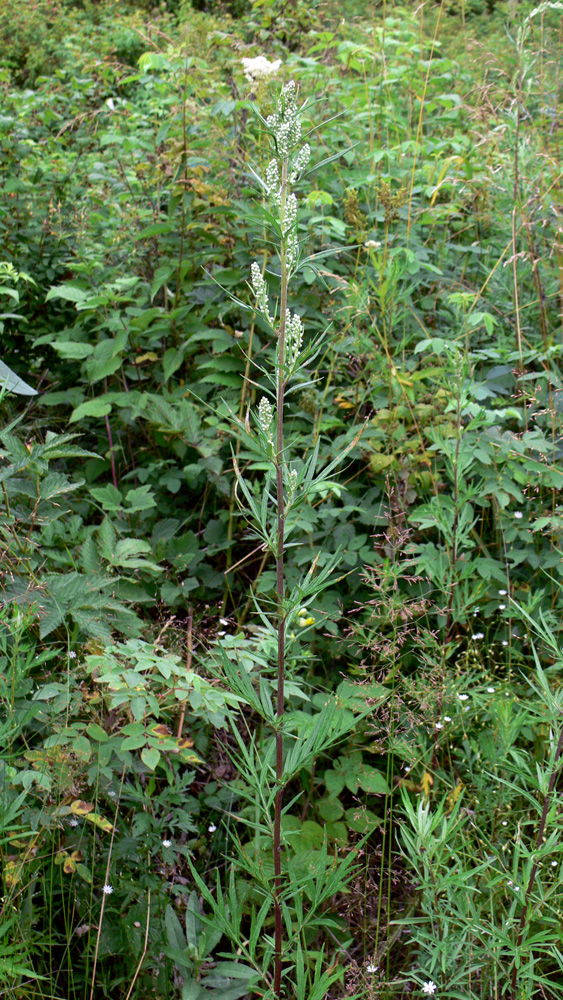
[208,824,217,833]
[499,604,506,610]
[551,861,557,867]
[435,722,443,730]
[514,511,524,519]
[458,694,469,701]
[422,983,437,996]
[241,56,282,85]
[487,687,496,693]
[217,631,226,637]
[444,716,451,722]
[499,589,507,596]
[502,640,508,646]
[103,884,113,895]
[514,886,520,891]
[366,964,378,973]
[162,839,172,848]
[364,239,381,249]
[219,618,229,626]
[69,817,79,827]
[68,650,77,659]
[108,790,116,797]
[507,880,513,886]
[473,632,484,640]
[502,821,508,826]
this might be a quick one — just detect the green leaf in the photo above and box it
[357,765,390,795]
[45,283,89,303]
[141,746,161,770]
[70,399,113,422]
[0,360,37,395]
[50,342,94,360]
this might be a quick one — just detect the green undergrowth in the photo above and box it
[1,0,563,997]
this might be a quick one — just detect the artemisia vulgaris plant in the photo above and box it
[190,81,365,1000]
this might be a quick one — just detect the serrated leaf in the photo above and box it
[70,399,113,423]
[45,284,89,303]
[50,342,93,360]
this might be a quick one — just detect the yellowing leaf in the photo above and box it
[84,812,114,834]
[446,781,464,812]
[421,771,433,801]
[136,352,158,363]
[71,800,95,815]
[177,737,194,749]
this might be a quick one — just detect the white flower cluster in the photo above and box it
[286,311,303,366]
[250,262,273,324]
[258,396,274,443]
[287,467,298,500]
[266,159,281,205]
[283,193,299,269]
[241,56,282,85]
[289,143,310,184]
[266,80,302,157]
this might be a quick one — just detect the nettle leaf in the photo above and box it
[45,283,90,304]
[70,398,113,422]
[50,342,94,360]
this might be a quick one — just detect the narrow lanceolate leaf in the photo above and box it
[0,360,37,395]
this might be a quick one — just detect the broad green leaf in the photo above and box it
[0,360,37,395]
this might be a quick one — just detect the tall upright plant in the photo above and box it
[190,81,365,1000]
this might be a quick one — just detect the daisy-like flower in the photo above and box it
[69,817,79,827]
[208,824,217,834]
[366,964,378,973]
[551,861,557,867]
[68,650,77,659]
[103,884,113,895]
[502,821,508,826]
[422,983,437,995]
[514,511,524,519]
[502,640,509,646]
[499,589,507,596]
[435,722,443,730]
[458,694,469,701]
[444,716,451,722]
[162,839,172,848]
[499,604,506,610]
[473,632,484,640]
[487,687,496,693]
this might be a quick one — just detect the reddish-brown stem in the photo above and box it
[273,155,289,1000]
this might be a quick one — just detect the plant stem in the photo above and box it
[273,155,289,1000]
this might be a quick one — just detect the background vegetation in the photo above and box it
[1,0,563,997]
